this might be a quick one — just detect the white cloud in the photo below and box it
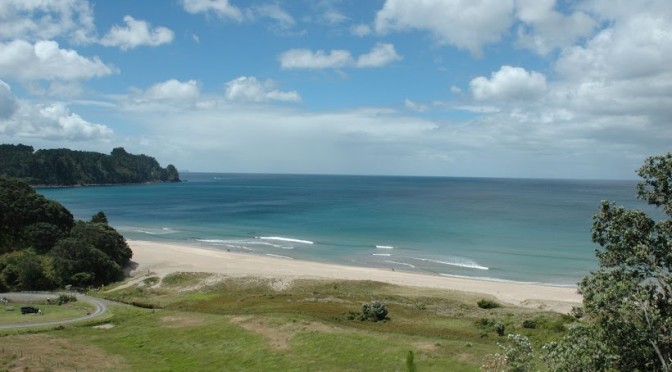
[404,99,428,112]
[100,15,174,50]
[351,24,372,37]
[141,79,200,102]
[0,40,115,82]
[322,9,348,24]
[249,4,295,29]
[181,0,243,21]
[515,0,597,55]
[375,0,515,56]
[0,0,95,43]
[279,48,354,69]
[470,66,547,101]
[356,43,402,68]
[0,80,18,118]
[1,101,113,141]
[279,44,401,70]
[225,76,300,103]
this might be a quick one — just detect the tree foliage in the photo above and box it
[0,176,133,290]
[0,144,180,186]
[543,153,672,371]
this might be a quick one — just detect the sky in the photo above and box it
[0,0,671,180]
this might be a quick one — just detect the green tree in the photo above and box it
[50,237,124,287]
[0,177,73,253]
[91,211,109,224]
[69,221,132,266]
[0,250,58,291]
[543,153,672,371]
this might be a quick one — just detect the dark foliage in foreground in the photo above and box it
[0,177,132,290]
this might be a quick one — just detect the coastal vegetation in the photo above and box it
[1,275,574,370]
[0,177,132,290]
[0,144,180,186]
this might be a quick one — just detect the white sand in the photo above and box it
[127,240,582,313]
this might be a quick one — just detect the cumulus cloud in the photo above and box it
[279,44,401,69]
[0,40,115,81]
[100,15,174,50]
[1,102,113,141]
[470,66,547,101]
[0,0,95,43]
[181,0,243,21]
[225,76,300,103]
[140,79,200,102]
[404,99,428,112]
[356,43,402,67]
[375,0,515,56]
[279,49,354,69]
[0,80,18,119]
[515,0,597,55]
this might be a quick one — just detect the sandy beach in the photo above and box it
[127,239,582,313]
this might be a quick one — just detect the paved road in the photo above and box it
[0,292,108,330]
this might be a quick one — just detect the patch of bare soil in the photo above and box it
[228,315,343,350]
[160,315,206,328]
[0,334,129,371]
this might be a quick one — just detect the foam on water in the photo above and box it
[258,236,314,245]
[384,260,416,268]
[410,257,489,270]
[375,245,394,249]
[266,253,294,260]
[372,253,392,256]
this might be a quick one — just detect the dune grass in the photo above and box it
[0,273,575,370]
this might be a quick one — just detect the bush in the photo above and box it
[477,299,502,309]
[522,320,537,329]
[57,294,77,305]
[361,301,389,322]
[494,323,506,336]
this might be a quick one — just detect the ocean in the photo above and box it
[38,173,650,286]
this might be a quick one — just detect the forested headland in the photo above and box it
[0,144,180,186]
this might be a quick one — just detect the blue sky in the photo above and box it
[1,0,671,179]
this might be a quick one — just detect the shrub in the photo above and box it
[361,301,389,322]
[494,323,506,336]
[522,320,537,329]
[57,294,77,305]
[477,299,501,309]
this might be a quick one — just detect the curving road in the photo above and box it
[0,292,108,330]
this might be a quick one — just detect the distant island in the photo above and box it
[0,144,180,186]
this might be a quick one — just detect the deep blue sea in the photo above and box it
[38,173,651,286]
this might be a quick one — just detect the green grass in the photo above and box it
[0,301,95,326]
[0,273,576,370]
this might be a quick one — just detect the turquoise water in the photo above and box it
[39,173,648,285]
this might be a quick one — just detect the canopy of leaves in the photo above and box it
[0,177,133,290]
[543,153,672,371]
[0,144,180,186]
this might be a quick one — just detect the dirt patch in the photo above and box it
[160,315,206,328]
[413,341,440,352]
[228,315,343,350]
[0,334,129,371]
[93,323,115,329]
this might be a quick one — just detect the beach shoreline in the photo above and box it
[127,239,582,313]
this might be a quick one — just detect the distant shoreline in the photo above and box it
[127,239,582,313]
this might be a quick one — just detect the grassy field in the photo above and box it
[0,299,95,326]
[0,273,575,371]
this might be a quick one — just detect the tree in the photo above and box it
[69,221,132,266]
[50,237,124,287]
[91,211,109,224]
[543,153,672,371]
[0,177,73,253]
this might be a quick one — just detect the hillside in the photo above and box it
[0,144,180,186]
